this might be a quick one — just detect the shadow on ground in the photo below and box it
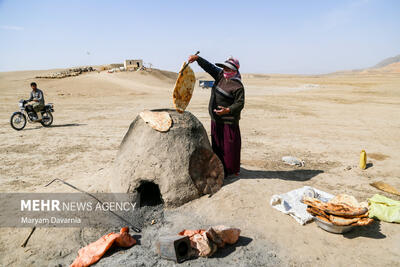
[225,167,323,185]
[23,123,86,130]
[343,220,386,239]
[49,123,86,128]
[98,236,253,266]
[212,236,253,258]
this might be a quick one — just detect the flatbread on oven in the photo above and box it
[139,110,172,132]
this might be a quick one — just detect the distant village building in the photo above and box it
[109,63,124,68]
[124,59,143,70]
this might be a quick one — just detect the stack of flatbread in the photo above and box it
[303,194,374,226]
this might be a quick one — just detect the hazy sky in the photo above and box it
[1,0,399,74]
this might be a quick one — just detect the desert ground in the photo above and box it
[0,66,399,266]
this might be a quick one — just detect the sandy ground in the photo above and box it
[0,67,399,266]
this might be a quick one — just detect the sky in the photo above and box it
[0,0,399,74]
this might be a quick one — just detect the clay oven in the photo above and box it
[110,109,224,207]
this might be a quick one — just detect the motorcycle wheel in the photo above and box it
[10,112,27,131]
[40,111,53,127]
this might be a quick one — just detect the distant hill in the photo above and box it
[361,54,400,74]
[372,54,400,68]
[343,54,400,74]
[331,54,400,75]
[369,62,400,73]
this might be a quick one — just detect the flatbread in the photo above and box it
[173,62,196,113]
[307,207,329,219]
[329,194,361,207]
[316,215,331,224]
[304,196,368,217]
[139,110,172,132]
[324,203,368,217]
[351,218,374,226]
[329,215,359,226]
[370,181,400,196]
[328,194,368,209]
[305,195,373,227]
[303,196,328,210]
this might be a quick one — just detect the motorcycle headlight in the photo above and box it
[19,103,23,107]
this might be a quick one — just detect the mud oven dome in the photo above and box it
[110,109,224,207]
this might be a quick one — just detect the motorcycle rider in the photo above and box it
[28,82,45,121]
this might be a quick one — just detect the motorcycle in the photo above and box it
[10,99,55,130]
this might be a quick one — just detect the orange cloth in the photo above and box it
[211,225,241,245]
[70,227,136,267]
[178,229,205,237]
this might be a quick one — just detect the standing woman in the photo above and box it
[188,55,245,176]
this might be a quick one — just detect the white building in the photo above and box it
[124,59,143,70]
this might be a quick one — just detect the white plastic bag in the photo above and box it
[282,156,305,167]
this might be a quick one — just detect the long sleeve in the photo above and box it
[196,57,222,80]
[36,90,43,101]
[228,87,245,116]
[28,92,33,101]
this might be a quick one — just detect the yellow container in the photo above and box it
[359,150,367,170]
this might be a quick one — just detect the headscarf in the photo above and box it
[217,56,241,81]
